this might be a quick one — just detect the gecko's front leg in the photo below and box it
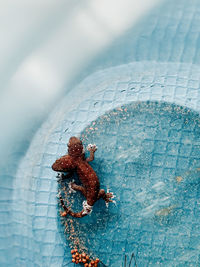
[86,144,98,162]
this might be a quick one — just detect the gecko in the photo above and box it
[52,136,114,218]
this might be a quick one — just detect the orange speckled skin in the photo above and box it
[75,159,100,205]
[52,137,111,218]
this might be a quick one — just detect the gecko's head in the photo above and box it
[67,136,84,157]
[51,136,83,172]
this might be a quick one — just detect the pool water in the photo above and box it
[59,101,200,267]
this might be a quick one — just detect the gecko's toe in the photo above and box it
[87,144,98,151]
[105,189,116,206]
[68,181,76,193]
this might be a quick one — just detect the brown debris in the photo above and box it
[70,249,100,266]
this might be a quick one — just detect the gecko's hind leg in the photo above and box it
[70,183,87,198]
[98,189,114,203]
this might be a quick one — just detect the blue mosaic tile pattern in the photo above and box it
[2,0,200,265]
[9,62,200,266]
[80,0,200,85]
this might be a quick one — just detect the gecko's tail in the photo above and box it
[59,195,92,218]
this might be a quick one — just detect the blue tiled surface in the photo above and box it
[2,0,200,266]
[8,62,200,266]
[79,0,200,87]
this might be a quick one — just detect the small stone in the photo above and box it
[60,211,67,217]
[176,176,183,183]
[86,255,90,261]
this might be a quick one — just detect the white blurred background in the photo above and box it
[0,0,161,165]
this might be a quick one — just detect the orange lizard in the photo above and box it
[52,136,114,218]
